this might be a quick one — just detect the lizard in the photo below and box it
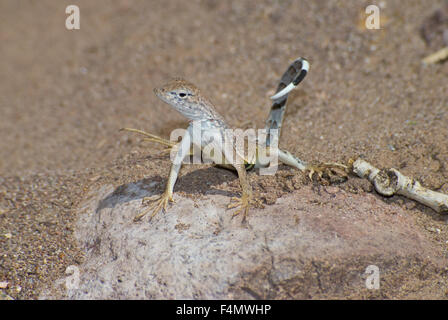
[122,57,347,223]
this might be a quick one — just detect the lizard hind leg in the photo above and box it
[306,162,349,184]
[120,127,177,150]
[278,149,348,183]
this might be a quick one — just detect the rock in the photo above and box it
[41,182,447,299]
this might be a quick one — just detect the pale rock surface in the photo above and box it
[42,181,446,299]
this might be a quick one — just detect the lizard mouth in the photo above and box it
[153,87,173,106]
[153,87,162,97]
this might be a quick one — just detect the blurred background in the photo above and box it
[0,0,447,299]
[0,0,447,177]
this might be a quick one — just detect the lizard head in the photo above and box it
[153,78,220,121]
[154,78,199,102]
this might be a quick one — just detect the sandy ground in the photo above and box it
[0,0,447,299]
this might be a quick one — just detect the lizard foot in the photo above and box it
[306,162,348,184]
[134,192,174,222]
[227,195,261,224]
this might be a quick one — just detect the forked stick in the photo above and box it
[352,159,448,214]
[422,47,448,64]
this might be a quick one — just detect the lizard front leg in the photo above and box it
[227,163,254,224]
[133,126,192,222]
[133,161,179,222]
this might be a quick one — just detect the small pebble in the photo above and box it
[325,186,340,194]
[427,227,441,234]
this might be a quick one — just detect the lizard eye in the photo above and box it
[177,92,193,98]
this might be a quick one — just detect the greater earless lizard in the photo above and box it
[123,57,347,223]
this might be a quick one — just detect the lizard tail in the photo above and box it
[265,57,309,147]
